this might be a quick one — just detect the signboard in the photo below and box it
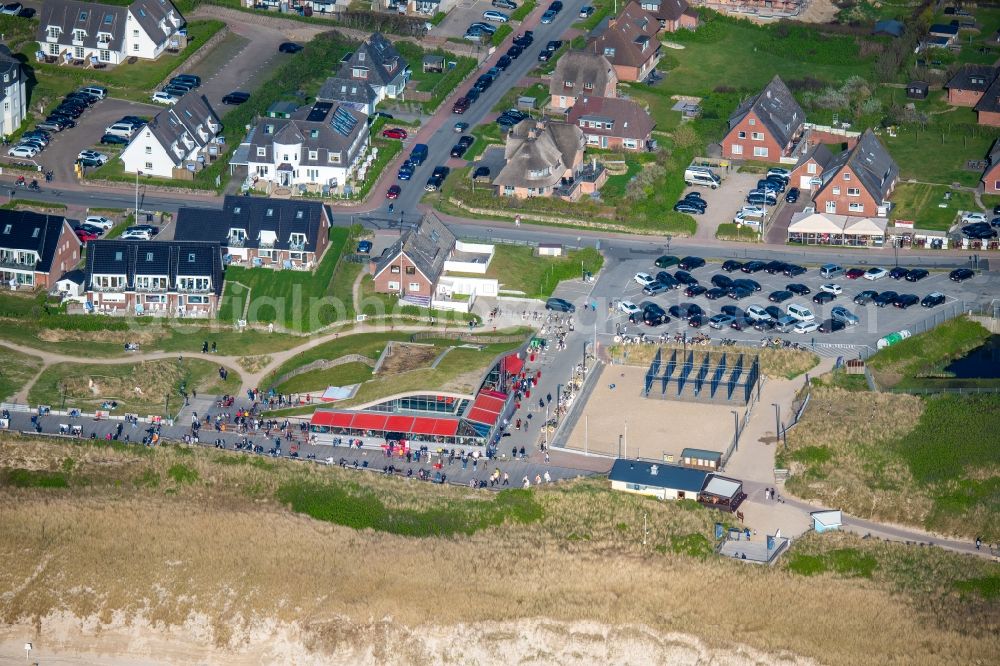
[894,220,914,228]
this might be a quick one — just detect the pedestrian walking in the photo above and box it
[502,472,509,486]
[976,536,982,550]
[543,471,551,483]
[522,475,530,488]
[534,473,542,485]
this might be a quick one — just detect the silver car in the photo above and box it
[830,306,859,326]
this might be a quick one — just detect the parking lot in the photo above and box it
[592,251,993,352]
[436,0,501,42]
[686,170,791,241]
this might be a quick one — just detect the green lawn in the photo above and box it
[478,244,604,297]
[395,42,477,112]
[510,0,537,21]
[0,347,41,402]
[889,183,977,231]
[217,227,352,332]
[622,85,683,132]
[492,83,549,113]
[262,332,411,388]
[466,123,504,161]
[881,118,997,187]
[491,24,513,48]
[275,362,374,394]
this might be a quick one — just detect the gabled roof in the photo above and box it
[794,143,834,171]
[493,119,584,189]
[639,0,690,22]
[816,129,898,203]
[0,209,76,274]
[84,239,224,294]
[945,64,998,92]
[567,95,654,140]
[129,0,183,43]
[174,196,331,253]
[588,3,660,69]
[728,75,804,149]
[549,51,616,98]
[317,76,378,107]
[973,73,1000,114]
[929,23,958,36]
[338,32,407,88]
[0,46,21,103]
[987,138,1000,167]
[373,212,455,285]
[142,94,221,167]
[248,103,366,167]
[38,0,127,52]
[609,459,708,493]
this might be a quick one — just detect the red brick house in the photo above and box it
[789,143,835,192]
[587,3,661,82]
[567,95,654,151]
[722,75,805,162]
[0,209,80,290]
[812,130,898,218]
[549,51,617,110]
[945,64,997,107]
[638,0,698,32]
[371,213,455,306]
[983,139,1000,194]
[973,75,1000,127]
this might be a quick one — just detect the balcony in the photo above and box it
[288,241,307,251]
[227,236,247,247]
[258,239,275,249]
[0,258,35,272]
[176,284,212,293]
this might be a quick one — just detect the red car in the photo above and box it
[386,184,401,199]
[845,268,865,279]
[382,127,408,140]
[75,228,98,244]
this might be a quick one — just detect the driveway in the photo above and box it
[436,0,500,41]
[690,171,765,241]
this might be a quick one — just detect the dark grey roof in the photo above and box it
[988,138,1000,166]
[945,64,998,92]
[248,103,366,167]
[174,196,331,253]
[338,32,407,89]
[872,19,904,37]
[929,23,959,36]
[638,0,689,22]
[0,209,74,274]
[143,94,221,167]
[0,45,21,103]
[84,239,223,294]
[974,74,1000,114]
[795,142,834,170]
[374,212,455,284]
[609,459,708,493]
[58,268,85,284]
[316,76,377,107]
[728,75,804,149]
[38,0,127,52]
[129,0,184,45]
[817,129,898,204]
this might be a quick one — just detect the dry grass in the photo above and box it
[608,343,819,379]
[237,355,272,374]
[376,343,442,375]
[0,434,996,664]
[37,328,166,345]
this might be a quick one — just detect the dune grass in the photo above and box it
[0,346,42,402]
[867,316,992,389]
[609,342,819,379]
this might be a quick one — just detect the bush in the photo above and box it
[3,468,69,488]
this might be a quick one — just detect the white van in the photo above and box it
[79,86,107,100]
[786,303,815,322]
[820,263,844,279]
[105,122,136,138]
[684,167,721,189]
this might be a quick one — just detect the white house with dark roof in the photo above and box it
[0,46,26,138]
[316,76,378,116]
[241,102,368,191]
[336,33,409,105]
[36,0,185,65]
[120,94,222,178]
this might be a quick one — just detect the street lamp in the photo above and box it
[893,236,899,267]
[731,410,739,452]
[135,169,143,217]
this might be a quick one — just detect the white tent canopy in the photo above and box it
[788,211,848,234]
[844,217,888,235]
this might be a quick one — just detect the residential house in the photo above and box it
[945,64,997,106]
[493,118,606,201]
[84,239,224,316]
[608,459,708,501]
[928,23,959,45]
[0,46,26,138]
[906,80,929,100]
[0,209,81,289]
[982,139,1000,194]
[811,129,898,218]
[973,75,1000,127]
[173,196,333,269]
[567,95,654,151]
[336,33,410,105]
[422,54,444,73]
[721,75,805,162]
[587,3,661,82]
[37,0,185,65]
[370,212,455,306]
[549,51,617,110]
[120,94,222,179]
[789,143,834,191]
[637,0,698,32]
[242,102,368,190]
[316,76,378,116]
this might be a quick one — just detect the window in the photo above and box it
[731,144,743,155]
[256,147,266,157]
[133,43,139,51]
[751,132,763,140]
[73,30,85,41]
[178,277,210,291]
[99,50,111,62]
[748,118,755,125]
[753,146,768,157]
[408,282,421,292]
[825,200,837,213]
[843,172,851,180]
[405,266,415,275]
[390,265,400,274]
[603,47,615,57]
[289,233,306,247]
[737,131,746,139]
[849,202,864,212]
[144,146,152,154]
[832,187,840,195]
[504,185,514,195]
[847,188,860,197]
[187,295,208,304]
[145,162,153,170]
[563,81,574,89]
[328,153,341,164]
[49,44,59,55]
[584,82,593,90]
[308,150,318,160]
[623,138,638,150]
[807,163,817,175]
[188,253,196,263]
[47,27,60,39]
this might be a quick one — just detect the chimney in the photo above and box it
[650,465,659,476]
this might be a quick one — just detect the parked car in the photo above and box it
[785,187,800,203]
[0,3,22,15]
[746,191,777,205]
[812,291,835,305]
[904,269,929,282]
[721,260,743,272]
[483,10,510,22]
[642,281,670,296]
[452,97,471,114]
[960,212,987,224]
[579,5,594,17]
[513,31,534,47]
[863,267,888,280]
[673,270,697,286]
[382,127,408,139]
[733,278,761,292]
[655,273,679,290]
[616,300,640,316]
[496,55,513,70]
[787,283,811,295]
[36,120,66,133]
[678,256,705,270]
[75,228,98,243]
[397,162,414,180]
[873,291,898,307]
[721,305,744,318]
[853,290,878,305]
[766,167,790,182]
[278,42,304,53]
[222,91,251,105]
[643,303,668,326]
[818,319,846,333]
[100,133,129,145]
[949,268,975,282]
[830,306,859,326]
[820,283,843,295]
[705,287,727,300]
[672,200,704,214]
[889,267,910,280]
[450,143,469,158]
[768,290,793,303]
[845,268,865,280]
[655,255,679,268]
[356,240,373,254]
[472,166,491,180]
[689,314,708,328]
[741,260,766,273]
[893,294,919,309]
[540,9,557,22]
[633,272,656,287]
[172,74,201,87]
[764,305,784,321]
[386,185,401,199]
[783,264,806,277]
[76,222,105,236]
[545,297,575,312]
[493,0,517,8]
[151,91,179,105]
[794,320,820,334]
[764,261,787,275]
[727,286,752,300]
[711,274,733,289]
[685,284,707,298]
[709,314,735,330]
[921,292,946,308]
[7,145,37,158]
[424,176,443,192]
[120,228,152,240]
[731,316,754,331]
[746,305,770,322]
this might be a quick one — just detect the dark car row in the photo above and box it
[453,32,534,115]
